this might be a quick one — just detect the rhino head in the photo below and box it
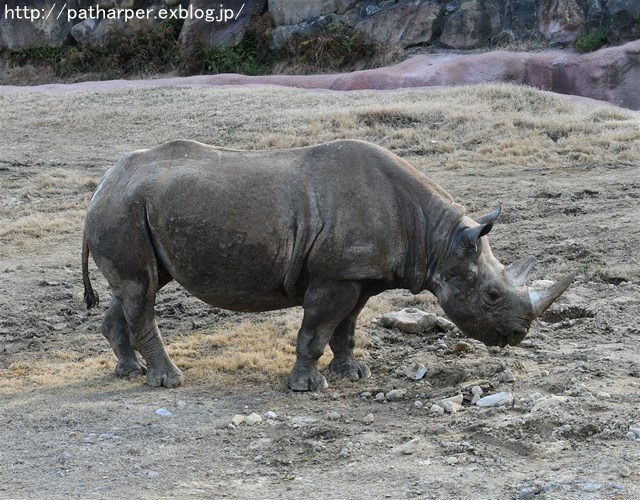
[433,206,574,347]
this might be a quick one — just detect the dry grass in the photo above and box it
[0,82,639,392]
[0,352,113,395]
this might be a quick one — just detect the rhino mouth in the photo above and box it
[504,327,529,347]
[481,327,528,348]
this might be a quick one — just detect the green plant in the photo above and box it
[276,21,397,73]
[573,28,607,53]
[193,33,272,76]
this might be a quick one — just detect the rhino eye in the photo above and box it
[483,287,503,304]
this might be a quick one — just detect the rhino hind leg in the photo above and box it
[102,297,146,379]
[90,223,183,388]
[116,287,183,388]
[287,281,362,391]
[327,298,371,381]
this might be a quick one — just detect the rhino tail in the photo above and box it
[82,230,99,310]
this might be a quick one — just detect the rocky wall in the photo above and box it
[0,0,638,53]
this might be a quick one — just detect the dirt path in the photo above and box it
[1,83,639,499]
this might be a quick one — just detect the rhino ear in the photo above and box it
[461,205,501,249]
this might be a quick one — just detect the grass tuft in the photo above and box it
[574,28,607,53]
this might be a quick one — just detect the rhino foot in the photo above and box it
[116,360,147,379]
[146,363,183,388]
[287,365,328,392]
[328,357,371,381]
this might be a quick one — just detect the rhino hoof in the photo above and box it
[116,361,147,379]
[287,369,328,392]
[328,357,371,381]
[146,365,183,388]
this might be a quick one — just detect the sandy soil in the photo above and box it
[1,82,639,499]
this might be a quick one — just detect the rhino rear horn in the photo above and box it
[476,205,501,225]
[529,272,576,317]
[506,256,537,287]
[463,205,501,248]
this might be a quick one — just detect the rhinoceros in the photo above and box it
[82,139,573,390]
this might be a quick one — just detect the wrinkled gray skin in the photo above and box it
[82,139,574,390]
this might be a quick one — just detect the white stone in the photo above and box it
[475,392,514,408]
[530,395,567,412]
[402,438,420,455]
[245,413,263,425]
[385,389,406,401]
[379,308,437,334]
[231,414,245,426]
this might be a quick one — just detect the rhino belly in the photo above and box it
[148,215,302,312]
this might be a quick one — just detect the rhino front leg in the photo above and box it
[327,298,371,381]
[287,281,361,391]
[101,297,146,379]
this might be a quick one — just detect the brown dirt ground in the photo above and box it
[1,83,639,499]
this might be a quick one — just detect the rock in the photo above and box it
[179,0,267,49]
[497,367,516,383]
[527,393,545,405]
[363,413,375,424]
[440,0,492,49]
[519,484,541,499]
[619,465,632,477]
[440,394,464,413]
[155,408,172,417]
[430,404,445,415]
[608,0,640,41]
[146,470,160,478]
[403,362,427,380]
[453,341,473,353]
[475,391,514,407]
[530,395,567,412]
[471,385,483,396]
[269,0,354,26]
[441,400,463,414]
[596,391,611,399]
[355,1,441,49]
[287,415,318,427]
[249,437,273,449]
[385,389,406,401]
[264,411,278,420]
[628,427,640,439]
[71,4,167,46]
[231,414,245,426]
[245,412,263,425]
[270,14,340,49]
[326,410,341,421]
[435,316,456,331]
[379,308,437,334]
[337,441,353,458]
[375,392,386,402]
[401,437,420,455]
[538,0,584,44]
[414,400,423,409]
[441,394,464,405]
[0,0,75,51]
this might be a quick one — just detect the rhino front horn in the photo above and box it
[529,272,576,317]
